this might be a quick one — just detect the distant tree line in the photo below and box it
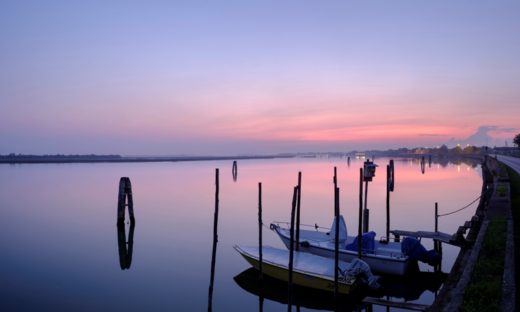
[0,153,122,162]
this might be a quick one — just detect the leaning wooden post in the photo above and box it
[258,182,263,279]
[296,172,302,251]
[334,185,340,300]
[358,168,363,258]
[288,186,298,312]
[208,169,219,312]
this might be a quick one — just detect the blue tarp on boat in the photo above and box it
[345,231,376,253]
[401,237,441,266]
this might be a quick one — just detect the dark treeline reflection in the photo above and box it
[117,222,135,270]
[394,156,481,169]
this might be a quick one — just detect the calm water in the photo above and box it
[0,157,482,311]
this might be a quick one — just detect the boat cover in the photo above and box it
[401,237,441,266]
[345,231,376,252]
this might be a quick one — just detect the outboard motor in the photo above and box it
[401,237,441,266]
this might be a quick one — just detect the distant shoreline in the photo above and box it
[0,154,296,164]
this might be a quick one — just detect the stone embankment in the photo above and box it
[429,156,515,311]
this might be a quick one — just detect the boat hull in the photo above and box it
[273,226,410,275]
[234,246,358,294]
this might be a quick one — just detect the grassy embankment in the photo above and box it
[507,167,520,310]
[461,164,520,311]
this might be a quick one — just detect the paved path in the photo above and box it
[497,155,520,174]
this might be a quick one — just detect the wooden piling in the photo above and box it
[358,168,363,258]
[208,169,219,312]
[296,172,302,251]
[386,164,390,240]
[334,185,340,300]
[288,185,298,311]
[117,177,135,225]
[363,179,369,233]
[435,202,438,232]
[232,160,238,181]
[258,182,263,279]
[434,202,441,273]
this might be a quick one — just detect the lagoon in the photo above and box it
[0,157,482,311]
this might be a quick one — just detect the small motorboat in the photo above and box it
[234,245,378,295]
[271,215,440,275]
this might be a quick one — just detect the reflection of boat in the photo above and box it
[234,268,447,311]
[271,216,440,275]
[234,268,363,311]
[371,271,447,301]
[234,245,377,294]
[117,222,135,270]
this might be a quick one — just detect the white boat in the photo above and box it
[271,215,412,275]
[234,245,378,294]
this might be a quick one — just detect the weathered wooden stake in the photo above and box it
[434,202,441,273]
[258,182,263,279]
[363,179,369,233]
[296,172,302,251]
[358,168,363,258]
[232,160,238,181]
[386,164,391,240]
[334,185,340,301]
[288,185,298,312]
[117,177,135,225]
[208,168,219,312]
[435,202,438,232]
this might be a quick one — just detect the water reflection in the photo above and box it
[234,268,363,311]
[372,272,447,301]
[117,222,135,270]
[234,268,446,311]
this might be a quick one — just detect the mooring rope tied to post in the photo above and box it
[437,189,491,218]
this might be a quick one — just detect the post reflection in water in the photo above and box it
[117,222,135,270]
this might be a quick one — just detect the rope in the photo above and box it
[437,189,490,217]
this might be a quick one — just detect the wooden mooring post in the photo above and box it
[232,160,238,181]
[434,202,442,273]
[333,172,340,301]
[358,168,363,258]
[386,160,395,240]
[208,169,219,312]
[296,172,302,251]
[363,179,369,233]
[258,182,264,312]
[258,182,263,279]
[117,177,135,225]
[288,185,298,311]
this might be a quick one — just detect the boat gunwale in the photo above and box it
[271,223,409,263]
[233,245,357,285]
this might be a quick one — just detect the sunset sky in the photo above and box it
[1,1,519,155]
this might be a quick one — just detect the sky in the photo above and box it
[1,1,519,155]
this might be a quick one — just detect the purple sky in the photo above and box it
[1,1,519,155]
